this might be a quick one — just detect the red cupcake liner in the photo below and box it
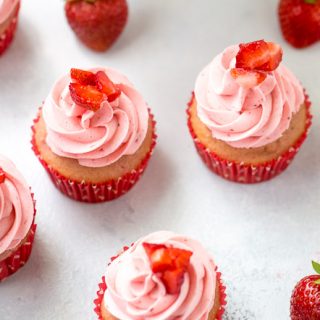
[31,110,157,203]
[0,1,20,56]
[0,194,37,282]
[187,92,312,184]
[93,247,227,320]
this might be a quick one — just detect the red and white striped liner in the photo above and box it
[0,1,20,56]
[0,194,37,282]
[187,93,312,184]
[93,246,227,320]
[31,110,157,203]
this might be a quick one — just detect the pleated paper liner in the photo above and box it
[187,93,312,184]
[0,1,20,56]
[31,110,157,203]
[94,247,227,320]
[0,194,37,282]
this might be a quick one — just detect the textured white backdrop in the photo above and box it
[0,1,319,319]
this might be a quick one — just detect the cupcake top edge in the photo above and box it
[42,67,150,168]
[103,231,217,320]
[194,40,305,149]
[0,155,34,255]
[0,0,19,24]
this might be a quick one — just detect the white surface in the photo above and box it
[0,1,319,319]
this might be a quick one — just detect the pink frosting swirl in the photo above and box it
[195,45,304,148]
[0,155,34,255]
[104,231,217,320]
[42,68,149,168]
[0,0,18,24]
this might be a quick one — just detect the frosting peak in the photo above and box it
[42,68,149,168]
[195,45,304,148]
[0,155,34,255]
[104,231,217,320]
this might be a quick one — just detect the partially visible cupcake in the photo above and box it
[0,155,36,281]
[32,68,156,203]
[0,0,20,55]
[188,40,312,183]
[94,231,226,320]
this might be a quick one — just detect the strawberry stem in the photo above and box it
[304,0,317,4]
[312,261,320,275]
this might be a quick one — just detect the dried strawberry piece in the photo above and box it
[235,40,283,72]
[230,68,267,89]
[95,71,121,102]
[143,242,193,295]
[70,68,97,85]
[69,83,104,112]
[0,168,5,184]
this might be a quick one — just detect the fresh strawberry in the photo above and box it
[290,261,320,319]
[279,0,320,48]
[162,269,185,295]
[69,83,104,111]
[235,40,283,72]
[230,68,267,89]
[71,68,96,85]
[65,0,128,52]
[0,169,6,184]
[95,71,121,102]
[143,242,192,295]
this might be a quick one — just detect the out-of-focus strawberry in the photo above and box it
[65,0,128,52]
[279,0,320,48]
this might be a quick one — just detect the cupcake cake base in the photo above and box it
[31,109,157,202]
[187,93,312,183]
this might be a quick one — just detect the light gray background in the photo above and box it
[0,1,319,319]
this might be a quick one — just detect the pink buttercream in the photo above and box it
[0,0,18,24]
[0,155,34,256]
[195,45,304,148]
[104,231,217,320]
[42,68,149,168]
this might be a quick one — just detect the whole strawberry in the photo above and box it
[290,261,320,319]
[279,0,320,48]
[65,0,128,52]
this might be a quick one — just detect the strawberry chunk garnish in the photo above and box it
[95,71,121,102]
[235,40,283,72]
[143,242,192,295]
[69,83,104,112]
[230,68,267,89]
[162,269,186,295]
[0,168,6,184]
[71,68,96,86]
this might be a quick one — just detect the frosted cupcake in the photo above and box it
[32,68,156,202]
[94,231,226,320]
[188,40,312,183]
[0,0,20,55]
[0,155,36,281]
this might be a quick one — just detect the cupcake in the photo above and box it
[94,231,226,320]
[0,155,36,281]
[32,68,156,203]
[0,0,20,55]
[187,40,312,183]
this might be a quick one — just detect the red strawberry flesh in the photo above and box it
[71,68,96,85]
[95,71,121,102]
[69,83,104,111]
[143,242,193,295]
[230,68,267,88]
[235,40,283,72]
[0,169,5,184]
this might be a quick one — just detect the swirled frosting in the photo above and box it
[0,155,34,255]
[42,68,149,168]
[104,231,217,320]
[195,45,304,148]
[0,0,18,24]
